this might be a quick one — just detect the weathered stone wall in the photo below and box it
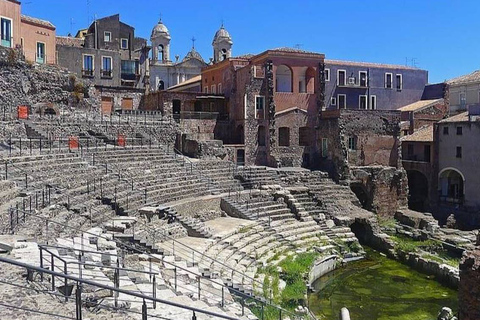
[94,86,144,111]
[271,110,315,167]
[240,64,269,166]
[351,166,408,217]
[179,118,217,141]
[143,91,198,112]
[413,103,447,131]
[317,109,401,180]
[459,249,480,320]
[0,46,94,116]
[340,110,401,167]
[316,112,349,180]
[182,139,234,161]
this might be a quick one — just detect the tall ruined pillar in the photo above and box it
[317,61,326,114]
[265,60,276,165]
[459,248,480,320]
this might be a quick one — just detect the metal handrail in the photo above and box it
[0,256,243,320]
[39,244,120,257]
[38,244,157,275]
[135,218,265,291]
[12,207,303,320]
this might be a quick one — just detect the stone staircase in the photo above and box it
[194,160,244,194]
[162,207,213,238]
[235,166,280,188]
[23,119,49,139]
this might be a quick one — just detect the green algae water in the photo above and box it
[308,249,458,320]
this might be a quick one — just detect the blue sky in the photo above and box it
[22,0,479,83]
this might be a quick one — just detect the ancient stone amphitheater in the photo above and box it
[0,112,380,320]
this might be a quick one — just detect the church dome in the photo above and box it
[151,20,171,40]
[212,26,232,45]
[183,47,205,63]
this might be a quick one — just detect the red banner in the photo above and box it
[118,134,125,147]
[69,136,79,150]
[17,105,28,119]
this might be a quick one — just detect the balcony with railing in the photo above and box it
[101,69,113,78]
[82,69,94,77]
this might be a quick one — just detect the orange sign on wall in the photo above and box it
[17,105,29,119]
[69,136,79,150]
[118,134,125,147]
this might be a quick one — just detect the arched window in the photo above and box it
[276,65,293,92]
[158,80,165,91]
[158,45,164,61]
[221,48,227,61]
[258,126,266,146]
[439,168,465,203]
[278,127,290,146]
[305,67,315,93]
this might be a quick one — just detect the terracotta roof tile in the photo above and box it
[398,99,444,112]
[21,15,55,29]
[56,36,84,48]
[401,126,433,142]
[447,70,480,85]
[439,112,469,123]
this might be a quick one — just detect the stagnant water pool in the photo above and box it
[308,249,458,320]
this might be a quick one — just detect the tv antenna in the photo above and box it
[70,18,75,35]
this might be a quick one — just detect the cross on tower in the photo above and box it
[159,13,162,22]
[191,37,196,49]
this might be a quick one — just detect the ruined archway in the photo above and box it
[33,102,60,117]
[350,182,371,210]
[407,170,429,212]
[438,168,465,204]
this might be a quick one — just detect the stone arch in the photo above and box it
[438,167,465,203]
[305,67,315,93]
[158,80,165,91]
[33,103,59,117]
[407,170,429,212]
[275,64,293,92]
[221,48,227,61]
[350,182,371,210]
[158,44,164,61]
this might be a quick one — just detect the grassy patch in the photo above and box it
[390,235,442,254]
[378,216,396,229]
[422,253,460,268]
[252,251,320,319]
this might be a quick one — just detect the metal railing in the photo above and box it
[0,256,243,320]
[9,206,306,320]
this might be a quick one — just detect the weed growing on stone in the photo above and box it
[390,234,442,254]
[238,225,252,233]
[422,253,460,268]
